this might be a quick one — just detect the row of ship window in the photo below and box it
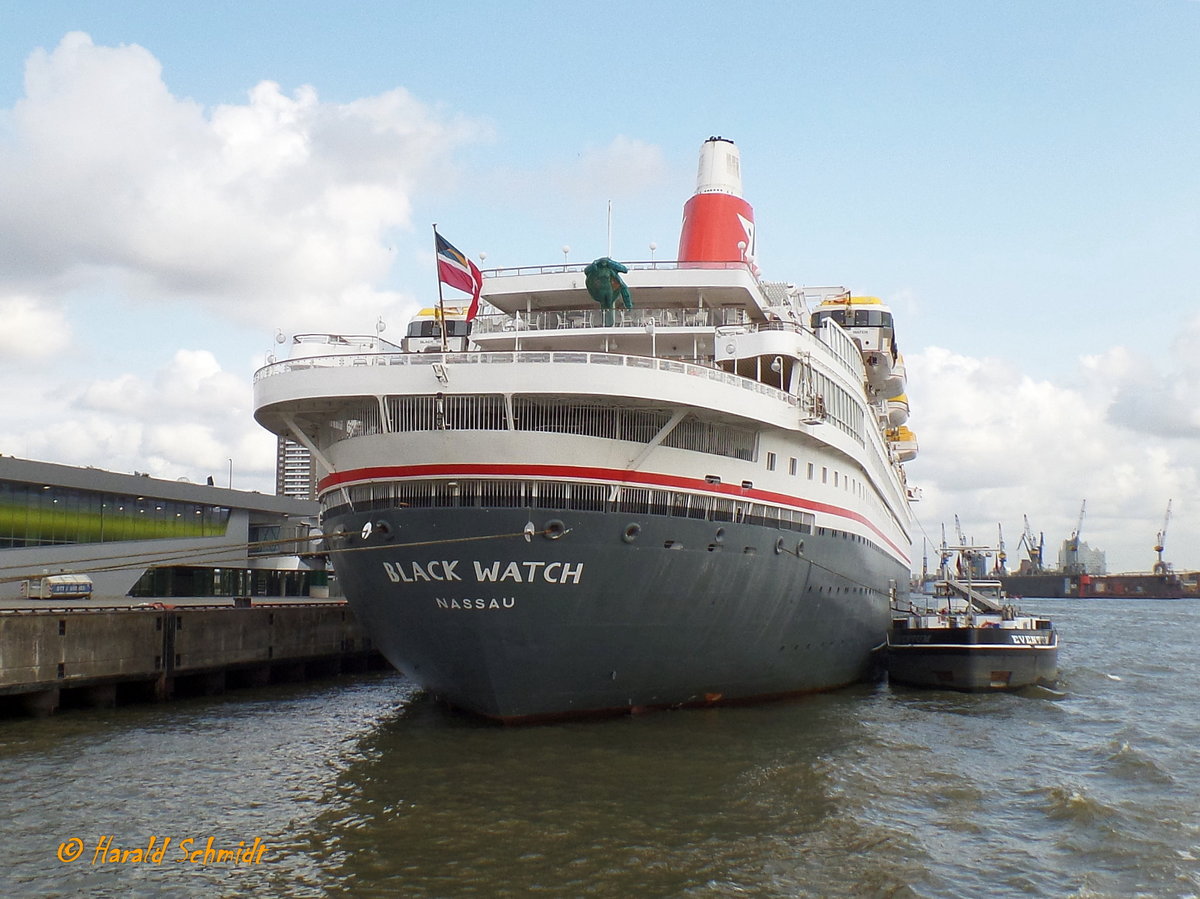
[321,478,886,559]
[765,452,868,499]
[762,450,904,542]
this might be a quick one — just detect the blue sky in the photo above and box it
[1,2,1198,573]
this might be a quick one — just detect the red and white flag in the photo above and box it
[435,231,483,321]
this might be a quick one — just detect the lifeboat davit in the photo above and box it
[866,351,905,399]
[887,426,919,463]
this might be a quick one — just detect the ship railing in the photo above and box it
[470,305,741,335]
[813,319,867,381]
[287,333,402,352]
[254,350,800,406]
[937,576,1006,614]
[481,259,780,308]
[756,320,803,333]
[481,259,756,278]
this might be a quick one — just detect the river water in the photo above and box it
[4,598,1198,897]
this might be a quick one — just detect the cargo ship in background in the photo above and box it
[998,501,1200,599]
[252,137,917,721]
[1000,570,1200,599]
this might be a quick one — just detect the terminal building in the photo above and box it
[0,456,326,602]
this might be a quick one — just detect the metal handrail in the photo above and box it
[254,350,799,408]
[481,259,756,279]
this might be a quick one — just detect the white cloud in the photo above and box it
[1,347,272,486]
[0,294,72,359]
[1100,320,1200,439]
[0,31,497,491]
[0,32,487,332]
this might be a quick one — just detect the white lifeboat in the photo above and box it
[886,393,910,427]
[810,295,902,396]
[402,305,473,353]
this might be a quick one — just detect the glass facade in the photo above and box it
[0,480,231,548]
[128,566,326,598]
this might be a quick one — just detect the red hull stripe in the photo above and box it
[320,463,910,562]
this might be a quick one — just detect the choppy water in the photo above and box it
[3,598,1199,898]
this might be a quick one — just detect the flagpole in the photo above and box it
[607,199,612,257]
[433,223,448,352]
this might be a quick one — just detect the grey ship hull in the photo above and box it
[325,505,903,721]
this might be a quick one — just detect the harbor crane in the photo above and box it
[1018,515,1044,574]
[947,515,990,579]
[1064,500,1087,575]
[992,523,1008,576]
[1153,499,1173,575]
[1069,500,1086,549]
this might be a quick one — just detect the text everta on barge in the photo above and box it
[252,137,917,722]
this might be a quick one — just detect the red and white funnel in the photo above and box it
[677,136,756,265]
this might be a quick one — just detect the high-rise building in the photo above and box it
[275,437,317,500]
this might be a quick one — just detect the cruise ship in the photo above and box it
[252,137,916,721]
